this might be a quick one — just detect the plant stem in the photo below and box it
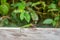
[21,23,33,28]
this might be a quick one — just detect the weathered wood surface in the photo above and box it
[0,28,60,40]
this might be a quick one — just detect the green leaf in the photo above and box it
[18,1,26,10]
[20,12,25,21]
[24,11,30,23]
[52,21,56,26]
[14,3,21,7]
[1,0,7,4]
[43,19,53,24]
[3,18,9,25]
[48,3,56,9]
[0,5,9,15]
[54,16,59,21]
[31,11,38,21]
[13,9,20,13]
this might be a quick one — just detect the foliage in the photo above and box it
[43,19,53,24]
[0,0,60,27]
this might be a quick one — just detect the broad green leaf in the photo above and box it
[54,16,59,21]
[1,0,7,4]
[11,12,20,22]
[48,3,59,12]
[43,19,53,24]
[20,12,25,21]
[14,3,21,7]
[11,12,17,19]
[52,21,56,26]
[0,5,9,15]
[18,1,26,10]
[4,19,8,25]
[5,3,10,8]
[48,3,56,9]
[13,10,20,13]
[24,11,30,23]
[3,18,9,25]
[31,11,38,21]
